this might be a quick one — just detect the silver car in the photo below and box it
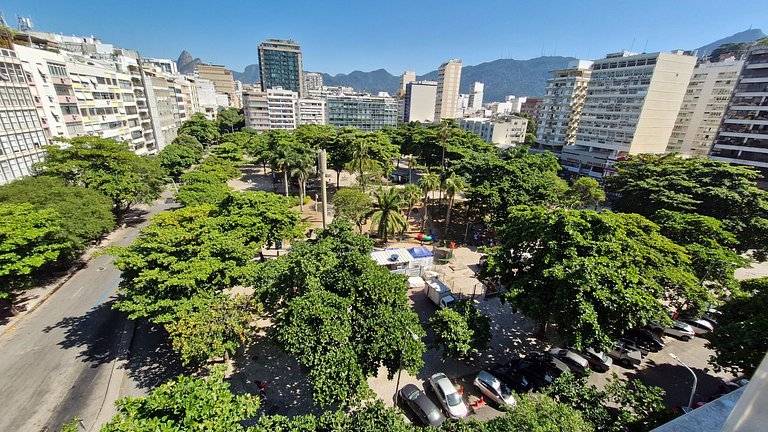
[548,348,590,375]
[428,373,469,419]
[608,342,642,367]
[473,370,516,408]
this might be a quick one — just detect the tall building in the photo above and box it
[196,64,239,108]
[561,51,696,178]
[303,72,323,92]
[0,46,48,184]
[468,82,484,111]
[710,41,768,181]
[398,71,416,96]
[258,39,303,96]
[537,60,593,153]
[297,98,326,125]
[326,93,397,131]
[242,88,269,131]
[434,59,462,122]
[520,97,544,124]
[667,59,743,156]
[403,81,437,123]
[194,78,218,119]
[459,115,528,149]
[266,87,298,130]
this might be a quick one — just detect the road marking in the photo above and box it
[91,277,121,309]
[72,286,85,297]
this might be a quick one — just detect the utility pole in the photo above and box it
[318,149,328,229]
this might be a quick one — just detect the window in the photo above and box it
[47,63,68,77]
[54,84,71,96]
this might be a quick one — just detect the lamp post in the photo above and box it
[669,353,697,410]
[394,328,419,405]
[699,259,738,287]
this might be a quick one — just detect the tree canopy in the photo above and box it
[332,188,372,233]
[429,299,491,359]
[178,113,220,146]
[158,142,202,179]
[217,107,245,134]
[567,177,605,210]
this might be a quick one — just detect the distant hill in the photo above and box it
[176,50,202,75]
[694,28,765,58]
[232,64,260,84]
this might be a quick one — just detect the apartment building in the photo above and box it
[326,93,397,131]
[303,72,323,92]
[242,88,269,131]
[468,82,484,111]
[0,46,48,184]
[458,115,528,148]
[403,81,437,123]
[258,39,303,96]
[561,51,697,178]
[710,41,768,180]
[196,64,239,108]
[398,71,416,97]
[667,59,743,156]
[195,78,218,119]
[297,98,326,125]
[434,59,462,122]
[537,60,593,153]
[520,97,544,124]
[266,88,298,130]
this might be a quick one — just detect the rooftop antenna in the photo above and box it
[17,15,33,32]
[643,39,649,53]
[0,12,7,28]
[629,37,636,52]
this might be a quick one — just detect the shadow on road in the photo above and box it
[124,320,190,391]
[624,362,724,408]
[42,300,122,367]
[121,208,150,228]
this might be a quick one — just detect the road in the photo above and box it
[0,198,176,432]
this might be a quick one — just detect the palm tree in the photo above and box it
[368,188,408,244]
[270,146,291,197]
[405,155,417,183]
[437,119,454,171]
[290,155,314,212]
[418,172,440,233]
[400,184,421,220]
[349,136,373,191]
[442,172,467,233]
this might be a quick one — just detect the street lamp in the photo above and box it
[699,259,738,287]
[394,328,420,405]
[669,353,697,411]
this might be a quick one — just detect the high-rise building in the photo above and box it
[195,64,239,108]
[403,81,437,123]
[710,41,768,181]
[667,59,743,157]
[266,87,298,130]
[326,93,397,131]
[520,97,544,124]
[468,82,484,111]
[0,46,48,184]
[297,98,326,125]
[434,59,462,122]
[561,51,696,178]
[303,72,323,92]
[399,71,416,97]
[258,39,303,97]
[194,78,218,119]
[242,88,269,131]
[537,60,593,153]
[458,115,528,148]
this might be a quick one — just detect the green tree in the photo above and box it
[327,127,356,186]
[0,176,115,259]
[706,277,768,375]
[437,119,455,171]
[567,177,606,209]
[479,393,593,432]
[605,154,768,258]
[442,172,467,233]
[171,134,204,154]
[35,137,164,215]
[178,113,220,146]
[400,184,421,218]
[1,203,68,299]
[212,142,244,163]
[332,188,373,233]
[486,206,706,349]
[368,188,408,243]
[158,143,201,179]
[216,107,245,133]
[418,171,441,232]
[101,365,259,432]
[290,153,315,212]
[293,124,337,150]
[429,299,491,359]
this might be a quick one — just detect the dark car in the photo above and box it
[503,358,556,389]
[528,352,572,378]
[618,338,650,357]
[548,348,590,376]
[398,384,445,427]
[489,363,533,393]
[624,328,665,352]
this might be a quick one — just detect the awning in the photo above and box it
[370,248,413,266]
[408,246,433,258]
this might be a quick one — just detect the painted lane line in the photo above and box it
[92,277,121,309]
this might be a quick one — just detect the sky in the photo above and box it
[2,1,767,75]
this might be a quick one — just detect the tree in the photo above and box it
[344,130,399,191]
[706,277,768,375]
[332,188,373,233]
[171,134,204,155]
[400,184,421,220]
[418,171,441,232]
[266,131,312,197]
[442,172,467,232]
[327,127,356,186]
[178,113,220,146]
[175,157,241,207]
[216,107,245,134]
[437,119,455,170]
[567,177,605,209]
[0,176,115,259]
[368,188,408,243]
[429,299,491,359]
[101,365,259,432]
[479,393,593,432]
[290,153,315,212]
[35,137,164,215]
[293,124,337,150]
[605,154,768,258]
[0,203,68,299]
[158,143,201,178]
[486,206,707,349]
[211,142,244,163]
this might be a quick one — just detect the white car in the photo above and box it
[649,321,696,341]
[428,373,469,419]
[473,370,516,408]
[682,319,714,335]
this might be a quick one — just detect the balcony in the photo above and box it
[57,95,77,104]
[63,114,82,123]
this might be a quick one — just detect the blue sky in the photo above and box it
[3,1,766,75]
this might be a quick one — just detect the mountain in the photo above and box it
[321,68,400,94]
[176,50,203,75]
[232,64,260,84]
[694,28,765,58]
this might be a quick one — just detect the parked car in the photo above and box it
[488,363,533,393]
[682,318,714,335]
[575,347,613,372]
[504,358,556,390]
[428,373,469,419]
[617,338,650,357]
[650,321,696,341]
[399,384,445,427]
[548,348,590,376]
[624,328,665,352]
[607,342,643,367]
[473,370,517,408]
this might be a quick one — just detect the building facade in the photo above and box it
[520,97,544,124]
[434,59,462,122]
[326,94,397,131]
[399,70,416,97]
[458,115,528,148]
[468,82,484,111]
[710,41,768,179]
[297,98,326,125]
[196,64,239,108]
[258,39,303,97]
[537,60,593,153]
[403,81,437,123]
[242,88,269,131]
[667,59,743,156]
[303,72,323,92]
[561,51,697,178]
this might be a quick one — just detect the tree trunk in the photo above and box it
[336,171,341,187]
[298,181,304,211]
[283,170,289,197]
[359,160,365,191]
[445,197,454,232]
[421,195,429,232]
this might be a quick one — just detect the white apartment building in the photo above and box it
[667,59,744,157]
[488,95,527,116]
[537,60,592,153]
[434,59,462,122]
[468,82,484,111]
[399,70,416,97]
[458,115,528,148]
[0,47,48,184]
[144,57,178,75]
[297,98,326,125]
[562,51,697,178]
[195,78,218,120]
[303,72,323,92]
[403,81,437,123]
[267,88,298,130]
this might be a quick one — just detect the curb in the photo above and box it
[90,317,136,431]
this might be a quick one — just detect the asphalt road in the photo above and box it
[0,199,176,432]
